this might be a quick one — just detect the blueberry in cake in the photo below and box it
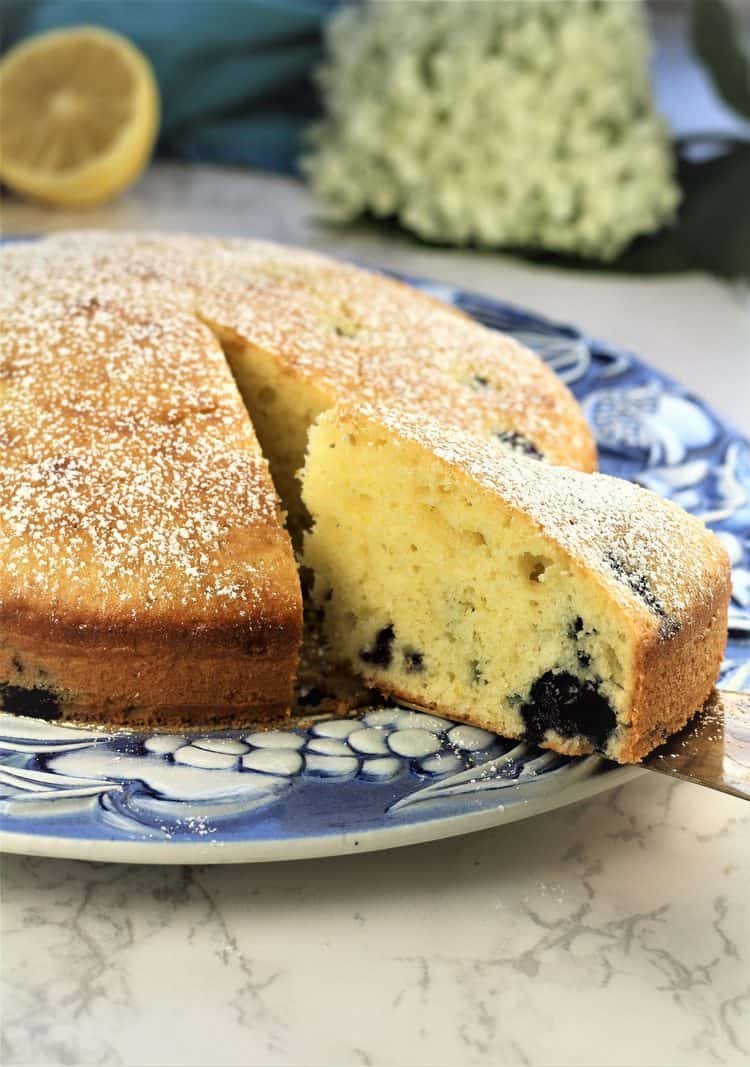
[301,404,731,763]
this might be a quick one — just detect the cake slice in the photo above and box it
[0,292,302,728]
[301,405,731,763]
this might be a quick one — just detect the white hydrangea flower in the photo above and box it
[304,0,680,260]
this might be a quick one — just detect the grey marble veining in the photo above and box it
[2,772,748,1067]
[1,165,749,1067]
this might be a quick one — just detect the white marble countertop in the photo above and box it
[1,165,749,1067]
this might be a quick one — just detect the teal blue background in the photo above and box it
[2,0,338,171]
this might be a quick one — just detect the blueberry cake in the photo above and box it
[1,232,590,727]
[301,405,731,763]
[1,234,729,758]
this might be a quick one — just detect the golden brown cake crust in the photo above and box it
[621,571,730,762]
[197,266,596,472]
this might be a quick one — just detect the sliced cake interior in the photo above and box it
[209,327,330,533]
[301,404,731,763]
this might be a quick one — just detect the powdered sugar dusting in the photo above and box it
[3,231,594,472]
[1,278,292,628]
[196,250,594,470]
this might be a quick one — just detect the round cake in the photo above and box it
[1,232,594,729]
[1,234,730,761]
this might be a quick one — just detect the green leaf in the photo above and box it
[691,0,750,119]
[673,140,750,278]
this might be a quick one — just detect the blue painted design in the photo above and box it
[583,383,717,465]
[0,708,611,845]
[1,263,748,855]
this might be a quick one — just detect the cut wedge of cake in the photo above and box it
[301,405,731,763]
[0,291,302,727]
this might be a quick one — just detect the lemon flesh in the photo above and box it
[0,26,160,207]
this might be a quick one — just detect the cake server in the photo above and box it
[642,690,750,800]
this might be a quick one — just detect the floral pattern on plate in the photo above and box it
[1,276,747,858]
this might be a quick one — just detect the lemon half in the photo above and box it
[0,25,160,207]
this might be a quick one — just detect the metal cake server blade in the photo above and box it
[642,691,750,800]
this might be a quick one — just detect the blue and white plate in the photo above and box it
[1,275,748,864]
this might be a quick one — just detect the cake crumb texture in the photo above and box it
[301,404,731,763]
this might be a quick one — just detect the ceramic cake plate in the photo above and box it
[1,271,749,864]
